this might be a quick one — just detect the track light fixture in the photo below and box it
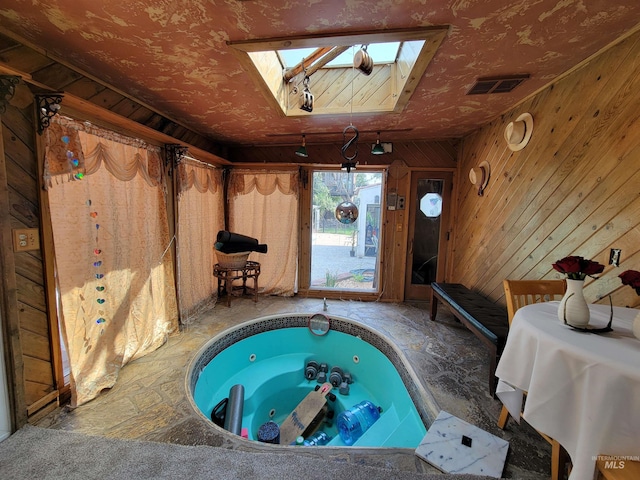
[371,132,385,155]
[295,134,308,157]
[341,161,357,173]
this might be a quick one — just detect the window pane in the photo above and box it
[279,42,400,68]
[310,170,382,292]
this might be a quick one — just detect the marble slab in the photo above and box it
[415,410,509,479]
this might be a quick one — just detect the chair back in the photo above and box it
[503,279,566,325]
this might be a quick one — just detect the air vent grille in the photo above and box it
[467,75,529,95]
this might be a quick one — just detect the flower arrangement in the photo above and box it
[619,270,640,296]
[552,255,604,280]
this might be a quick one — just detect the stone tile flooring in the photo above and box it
[37,296,550,479]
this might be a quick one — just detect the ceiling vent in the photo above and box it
[467,75,529,95]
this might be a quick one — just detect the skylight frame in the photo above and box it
[227,26,449,117]
[277,42,401,69]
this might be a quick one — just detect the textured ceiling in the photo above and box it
[1,1,639,147]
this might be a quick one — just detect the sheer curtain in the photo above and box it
[45,116,178,406]
[176,159,224,320]
[228,170,299,296]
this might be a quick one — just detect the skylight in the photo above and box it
[227,27,449,117]
[278,42,401,68]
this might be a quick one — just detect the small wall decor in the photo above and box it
[504,112,533,151]
[469,161,490,196]
[36,93,63,135]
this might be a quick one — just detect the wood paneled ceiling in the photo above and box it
[0,1,639,149]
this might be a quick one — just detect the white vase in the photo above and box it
[557,279,590,327]
[633,311,640,340]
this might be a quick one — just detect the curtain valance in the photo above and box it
[177,159,222,195]
[229,169,299,198]
[44,116,162,189]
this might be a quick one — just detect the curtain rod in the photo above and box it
[182,155,220,170]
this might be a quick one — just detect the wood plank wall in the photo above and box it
[0,98,55,427]
[452,29,640,310]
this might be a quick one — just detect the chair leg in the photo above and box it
[551,440,569,480]
[497,405,510,429]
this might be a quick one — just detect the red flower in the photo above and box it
[552,255,604,280]
[619,270,640,296]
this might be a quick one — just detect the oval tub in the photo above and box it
[186,313,439,448]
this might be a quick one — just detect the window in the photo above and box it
[310,170,383,292]
[228,27,448,117]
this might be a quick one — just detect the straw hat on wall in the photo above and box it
[469,161,490,196]
[504,113,534,151]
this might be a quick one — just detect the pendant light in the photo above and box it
[295,134,308,157]
[371,131,385,155]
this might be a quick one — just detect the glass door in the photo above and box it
[310,170,383,292]
[404,171,453,300]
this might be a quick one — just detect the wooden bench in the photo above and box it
[430,282,509,395]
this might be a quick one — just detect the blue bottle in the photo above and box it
[303,430,332,446]
[337,400,381,445]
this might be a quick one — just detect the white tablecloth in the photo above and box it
[495,302,640,480]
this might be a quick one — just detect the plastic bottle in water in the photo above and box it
[337,400,382,446]
[303,430,332,446]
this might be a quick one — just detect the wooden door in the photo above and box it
[404,171,453,301]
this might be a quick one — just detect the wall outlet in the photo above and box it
[397,196,405,210]
[609,248,621,267]
[12,228,40,252]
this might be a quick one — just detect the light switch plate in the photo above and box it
[12,228,40,252]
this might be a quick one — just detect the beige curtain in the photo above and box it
[228,170,299,296]
[45,116,178,406]
[176,159,224,319]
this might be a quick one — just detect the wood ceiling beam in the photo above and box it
[303,46,350,78]
[227,26,450,52]
[283,46,351,81]
[283,47,332,81]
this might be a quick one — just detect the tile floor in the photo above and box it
[37,296,550,479]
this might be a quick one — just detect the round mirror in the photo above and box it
[335,201,359,224]
[308,313,330,336]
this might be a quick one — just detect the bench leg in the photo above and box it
[429,292,438,320]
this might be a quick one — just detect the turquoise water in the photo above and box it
[193,327,427,447]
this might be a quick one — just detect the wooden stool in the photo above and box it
[213,261,260,307]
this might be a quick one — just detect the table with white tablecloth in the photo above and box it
[495,302,640,480]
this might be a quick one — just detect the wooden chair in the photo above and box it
[498,279,568,480]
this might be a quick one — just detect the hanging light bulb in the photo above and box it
[295,134,308,157]
[371,131,385,155]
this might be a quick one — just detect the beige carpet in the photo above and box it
[0,425,497,479]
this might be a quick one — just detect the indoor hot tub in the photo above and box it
[186,313,438,448]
